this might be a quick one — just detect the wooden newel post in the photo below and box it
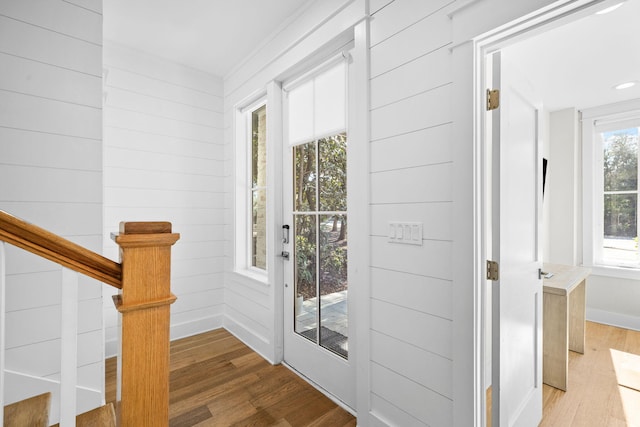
[112,222,179,426]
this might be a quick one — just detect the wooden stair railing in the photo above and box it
[0,211,179,426]
[0,210,122,288]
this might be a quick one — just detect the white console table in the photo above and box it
[542,263,590,391]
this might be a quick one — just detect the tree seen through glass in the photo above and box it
[293,133,348,358]
[602,127,640,263]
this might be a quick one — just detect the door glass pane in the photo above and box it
[319,214,348,358]
[319,133,347,212]
[294,214,317,337]
[292,134,347,359]
[294,142,316,212]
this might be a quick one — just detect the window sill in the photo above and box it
[586,264,640,281]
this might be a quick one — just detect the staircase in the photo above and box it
[0,211,179,426]
[3,393,50,426]
[3,393,115,427]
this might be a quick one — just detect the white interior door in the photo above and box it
[490,51,543,427]
[281,58,355,409]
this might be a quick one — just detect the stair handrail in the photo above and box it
[0,210,180,426]
[0,210,122,288]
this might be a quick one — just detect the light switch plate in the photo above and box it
[388,222,422,245]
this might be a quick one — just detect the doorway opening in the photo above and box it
[478,0,640,425]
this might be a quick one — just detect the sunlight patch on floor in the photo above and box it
[610,348,640,425]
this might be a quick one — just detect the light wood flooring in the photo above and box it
[489,321,640,426]
[106,329,356,427]
[540,321,640,426]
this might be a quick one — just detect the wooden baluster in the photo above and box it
[112,222,179,427]
[60,268,78,427]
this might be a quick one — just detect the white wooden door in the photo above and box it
[281,58,355,409]
[490,51,543,427]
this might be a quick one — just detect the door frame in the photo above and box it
[466,0,614,424]
[273,18,370,415]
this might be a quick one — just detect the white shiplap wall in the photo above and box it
[103,42,225,356]
[221,0,569,425]
[369,0,454,425]
[0,0,104,412]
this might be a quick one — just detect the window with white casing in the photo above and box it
[236,99,268,276]
[583,102,640,273]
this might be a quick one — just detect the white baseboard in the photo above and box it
[587,308,640,331]
[4,370,101,425]
[104,314,224,358]
[170,314,223,341]
[223,314,273,363]
[368,411,391,426]
[104,338,118,360]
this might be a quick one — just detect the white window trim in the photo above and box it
[582,99,640,279]
[234,95,269,283]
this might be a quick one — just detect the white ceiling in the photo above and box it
[103,0,310,77]
[505,0,640,112]
[103,0,640,108]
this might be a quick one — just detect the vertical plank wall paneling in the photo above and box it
[0,0,103,412]
[103,42,225,356]
[369,0,454,425]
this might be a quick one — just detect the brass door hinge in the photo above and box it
[487,260,499,281]
[486,89,500,111]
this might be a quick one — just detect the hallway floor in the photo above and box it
[106,329,356,426]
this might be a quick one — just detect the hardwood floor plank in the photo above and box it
[106,328,355,426]
[171,335,248,370]
[229,410,278,427]
[247,367,299,398]
[305,406,356,427]
[282,394,337,426]
[250,377,308,409]
[168,405,212,427]
[263,385,322,422]
[170,372,263,419]
[206,389,257,425]
[268,420,293,427]
[105,356,117,404]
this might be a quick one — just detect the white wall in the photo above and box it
[368,0,454,425]
[0,0,104,416]
[545,108,580,265]
[102,42,225,356]
[587,275,640,329]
